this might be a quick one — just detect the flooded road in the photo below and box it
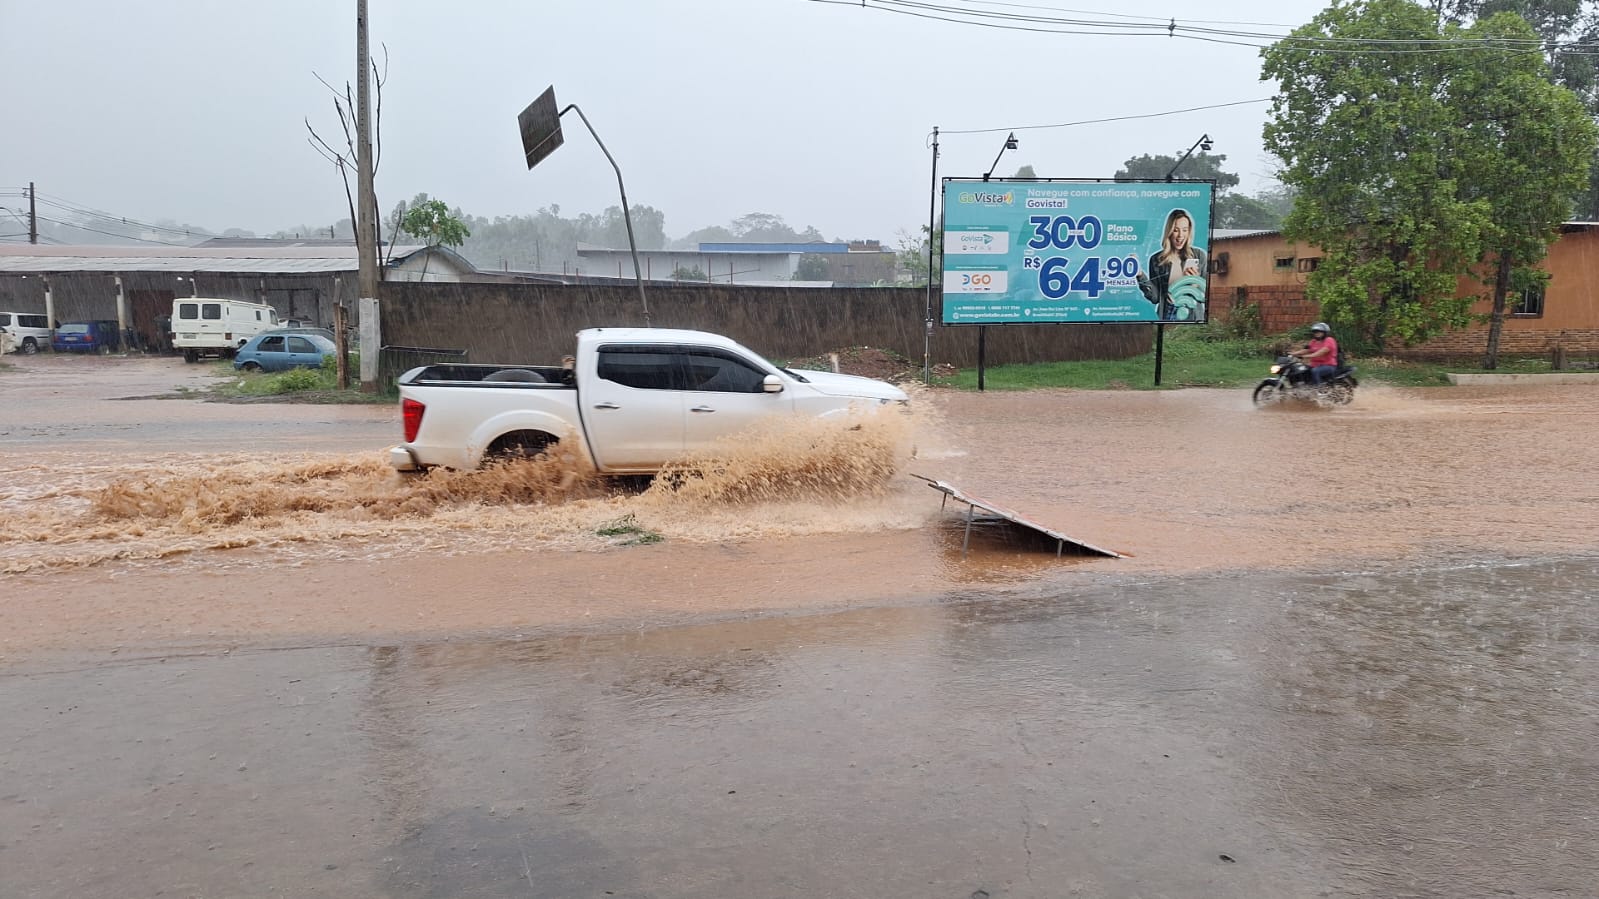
[3,353,1599,896]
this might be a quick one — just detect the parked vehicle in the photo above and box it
[0,311,52,354]
[171,298,280,363]
[389,327,908,474]
[0,326,14,355]
[1253,353,1358,406]
[52,320,122,354]
[233,332,337,372]
[259,326,335,342]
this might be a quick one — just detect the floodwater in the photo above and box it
[3,353,1598,897]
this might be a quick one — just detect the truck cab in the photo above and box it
[391,328,907,474]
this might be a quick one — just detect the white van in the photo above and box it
[171,298,280,363]
[0,311,52,354]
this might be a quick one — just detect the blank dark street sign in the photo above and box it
[518,85,564,170]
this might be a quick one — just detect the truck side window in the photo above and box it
[202,304,222,320]
[597,347,685,391]
[683,350,766,393]
[178,303,199,320]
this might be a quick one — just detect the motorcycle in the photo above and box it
[1252,353,1358,406]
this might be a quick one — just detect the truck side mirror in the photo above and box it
[762,374,784,394]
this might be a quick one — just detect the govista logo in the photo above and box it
[957,190,1014,205]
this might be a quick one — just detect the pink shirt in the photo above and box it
[1306,335,1338,368]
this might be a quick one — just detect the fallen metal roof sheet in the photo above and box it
[912,474,1123,559]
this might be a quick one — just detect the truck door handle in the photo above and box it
[593,402,620,410]
[690,405,716,413]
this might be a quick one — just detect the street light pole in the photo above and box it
[1165,134,1213,182]
[559,104,650,327]
[924,126,939,385]
[983,132,1019,182]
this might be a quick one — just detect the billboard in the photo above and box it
[940,179,1214,325]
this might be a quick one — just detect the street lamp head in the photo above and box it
[1200,134,1213,152]
[1004,133,1019,151]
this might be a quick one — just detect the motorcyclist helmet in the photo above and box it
[1310,322,1330,335]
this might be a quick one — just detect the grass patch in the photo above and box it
[595,513,664,545]
[935,331,1505,391]
[209,355,393,403]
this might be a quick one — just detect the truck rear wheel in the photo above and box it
[486,431,558,463]
[183,350,199,364]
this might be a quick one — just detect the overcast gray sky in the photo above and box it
[1,0,1333,243]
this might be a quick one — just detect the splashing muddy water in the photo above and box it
[0,402,931,574]
[4,355,1599,655]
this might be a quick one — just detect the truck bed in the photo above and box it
[402,364,573,386]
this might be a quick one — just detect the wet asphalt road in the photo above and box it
[5,555,1597,898]
[7,354,1599,897]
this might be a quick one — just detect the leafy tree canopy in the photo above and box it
[1259,0,1596,349]
[1115,151,1240,193]
[398,194,471,248]
[794,254,832,281]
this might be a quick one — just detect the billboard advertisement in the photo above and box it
[940,179,1214,325]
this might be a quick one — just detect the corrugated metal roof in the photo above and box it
[0,243,433,274]
[1213,228,1283,240]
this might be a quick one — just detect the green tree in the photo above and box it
[895,225,940,286]
[1433,0,1599,217]
[1262,0,1494,350]
[672,265,708,281]
[794,254,831,281]
[400,195,471,248]
[1115,151,1240,191]
[1012,164,1038,179]
[1115,150,1286,228]
[1451,12,1597,367]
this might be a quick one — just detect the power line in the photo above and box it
[30,193,213,238]
[940,97,1273,136]
[806,0,1599,55]
[33,215,198,247]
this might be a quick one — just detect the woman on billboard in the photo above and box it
[1138,208,1208,321]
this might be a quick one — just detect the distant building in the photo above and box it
[1210,224,1599,356]
[575,240,898,287]
[0,241,478,348]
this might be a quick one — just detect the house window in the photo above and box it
[1513,283,1545,317]
[1273,255,1296,271]
[1210,251,1230,275]
[1297,257,1321,272]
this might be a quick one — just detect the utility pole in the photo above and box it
[354,0,380,392]
[28,182,37,245]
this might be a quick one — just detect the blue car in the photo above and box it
[233,332,337,372]
[52,320,122,354]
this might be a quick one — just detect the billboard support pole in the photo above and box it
[924,127,939,385]
[1154,324,1165,386]
[977,325,987,392]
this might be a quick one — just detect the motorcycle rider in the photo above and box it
[1303,322,1339,386]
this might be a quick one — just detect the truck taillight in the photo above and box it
[402,398,425,443]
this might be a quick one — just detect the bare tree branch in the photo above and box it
[306,56,387,256]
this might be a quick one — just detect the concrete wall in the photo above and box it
[378,282,1153,367]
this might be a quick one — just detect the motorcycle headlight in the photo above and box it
[1269,364,1283,374]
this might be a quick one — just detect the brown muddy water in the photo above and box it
[3,354,1599,897]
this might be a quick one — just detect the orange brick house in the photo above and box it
[1209,224,1599,357]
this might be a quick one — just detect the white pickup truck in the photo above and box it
[389,328,909,473]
